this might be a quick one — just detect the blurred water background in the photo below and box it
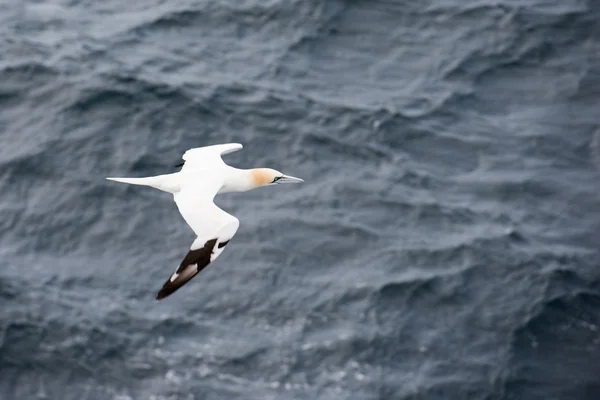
[1,0,600,399]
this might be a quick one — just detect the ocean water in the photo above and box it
[1,0,600,399]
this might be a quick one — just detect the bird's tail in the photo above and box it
[106,174,180,193]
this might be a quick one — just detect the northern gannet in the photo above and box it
[106,143,303,300]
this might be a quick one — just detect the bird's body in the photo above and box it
[106,143,303,300]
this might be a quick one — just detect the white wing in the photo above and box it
[156,175,239,300]
[179,143,243,171]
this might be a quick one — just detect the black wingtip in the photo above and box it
[155,238,219,301]
[175,161,185,168]
[156,278,185,300]
[156,290,168,300]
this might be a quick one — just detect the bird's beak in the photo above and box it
[276,175,304,184]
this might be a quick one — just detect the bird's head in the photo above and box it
[250,168,304,188]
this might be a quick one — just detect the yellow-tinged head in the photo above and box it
[250,168,304,188]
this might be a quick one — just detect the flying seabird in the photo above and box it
[106,143,303,300]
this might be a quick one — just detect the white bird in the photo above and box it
[106,143,304,300]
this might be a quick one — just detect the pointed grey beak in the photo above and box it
[275,175,304,184]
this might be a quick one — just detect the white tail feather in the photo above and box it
[106,174,180,194]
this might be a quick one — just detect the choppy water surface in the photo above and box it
[1,1,600,399]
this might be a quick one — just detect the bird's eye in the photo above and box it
[272,176,282,183]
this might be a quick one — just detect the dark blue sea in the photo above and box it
[1,1,600,399]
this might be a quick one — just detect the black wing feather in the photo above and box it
[156,238,218,300]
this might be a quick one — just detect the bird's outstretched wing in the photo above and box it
[177,143,243,171]
[156,177,239,300]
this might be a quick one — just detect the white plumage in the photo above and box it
[106,143,303,299]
